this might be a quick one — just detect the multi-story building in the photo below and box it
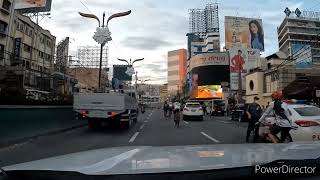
[278,9,320,63]
[0,11,56,94]
[0,0,14,66]
[187,3,220,72]
[11,11,56,91]
[167,49,187,95]
[186,32,220,61]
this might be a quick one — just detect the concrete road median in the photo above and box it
[0,106,86,148]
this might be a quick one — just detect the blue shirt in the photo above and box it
[251,37,264,51]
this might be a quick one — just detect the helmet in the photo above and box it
[271,90,283,100]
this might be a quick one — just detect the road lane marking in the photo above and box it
[144,120,148,123]
[184,121,189,124]
[216,120,232,124]
[129,132,140,143]
[201,132,220,143]
[139,124,145,130]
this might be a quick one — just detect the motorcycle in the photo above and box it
[254,116,297,143]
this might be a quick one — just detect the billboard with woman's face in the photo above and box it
[225,16,264,51]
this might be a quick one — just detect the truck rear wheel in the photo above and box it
[122,116,132,130]
[88,119,102,129]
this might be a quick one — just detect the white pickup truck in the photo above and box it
[73,91,139,129]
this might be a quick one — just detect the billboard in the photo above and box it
[15,0,52,13]
[194,85,223,99]
[229,47,260,90]
[190,52,229,70]
[291,43,312,69]
[113,65,133,81]
[190,66,230,98]
[225,16,264,51]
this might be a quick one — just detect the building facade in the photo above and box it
[278,13,320,63]
[167,49,187,95]
[186,32,220,62]
[0,0,14,66]
[12,12,56,91]
[0,10,56,95]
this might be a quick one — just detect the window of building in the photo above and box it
[28,29,33,36]
[25,26,29,34]
[24,44,31,52]
[197,46,202,52]
[26,61,30,69]
[2,0,11,11]
[40,37,45,44]
[0,44,4,59]
[249,80,254,91]
[39,51,44,58]
[0,21,7,34]
[17,23,24,32]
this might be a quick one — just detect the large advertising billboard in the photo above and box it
[15,0,52,13]
[190,52,229,70]
[225,16,264,51]
[195,85,223,99]
[229,47,260,90]
[291,43,312,69]
[190,65,230,98]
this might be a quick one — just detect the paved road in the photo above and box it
[0,109,248,166]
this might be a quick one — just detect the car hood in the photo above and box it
[3,143,320,175]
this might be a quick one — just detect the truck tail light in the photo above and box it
[108,112,116,116]
[80,110,89,115]
[295,120,320,127]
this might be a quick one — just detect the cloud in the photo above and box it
[120,36,171,50]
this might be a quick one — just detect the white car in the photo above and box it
[259,100,320,142]
[183,102,204,121]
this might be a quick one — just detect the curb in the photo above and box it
[0,123,87,149]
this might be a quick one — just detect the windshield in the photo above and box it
[294,107,320,117]
[186,103,201,108]
[1,0,320,178]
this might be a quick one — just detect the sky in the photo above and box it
[39,0,318,84]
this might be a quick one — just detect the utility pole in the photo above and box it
[98,12,106,90]
[237,66,243,104]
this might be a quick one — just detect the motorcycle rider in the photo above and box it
[246,96,262,142]
[268,91,292,143]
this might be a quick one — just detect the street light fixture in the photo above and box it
[79,10,131,90]
[117,58,145,66]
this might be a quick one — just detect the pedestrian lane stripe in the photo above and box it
[129,132,140,143]
[184,121,189,124]
[201,132,220,143]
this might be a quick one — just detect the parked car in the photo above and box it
[211,104,225,116]
[258,100,320,142]
[183,102,204,121]
[230,103,250,122]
